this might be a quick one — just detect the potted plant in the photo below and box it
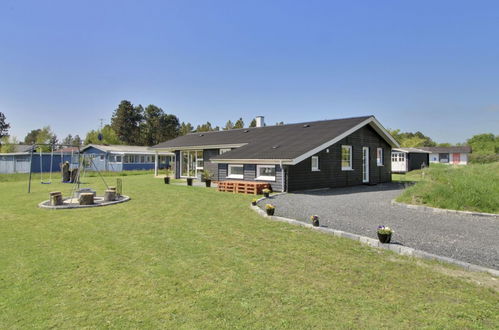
[377,225,394,243]
[262,188,271,198]
[187,170,195,186]
[202,170,213,187]
[310,215,320,227]
[164,168,172,184]
[251,198,257,206]
[265,204,275,216]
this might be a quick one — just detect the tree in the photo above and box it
[111,100,144,145]
[196,122,215,132]
[141,105,180,146]
[24,129,42,144]
[224,120,234,130]
[73,135,82,146]
[180,122,194,135]
[62,134,73,146]
[0,136,18,153]
[84,125,122,145]
[249,119,257,127]
[234,118,244,129]
[467,133,498,154]
[0,112,10,140]
[388,129,436,147]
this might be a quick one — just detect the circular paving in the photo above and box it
[39,195,131,209]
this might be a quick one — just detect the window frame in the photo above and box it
[311,156,320,171]
[255,165,276,181]
[376,148,384,166]
[227,164,244,179]
[341,145,353,171]
[219,148,231,155]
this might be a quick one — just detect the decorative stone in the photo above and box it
[107,186,117,192]
[75,188,96,199]
[79,193,94,205]
[70,168,79,183]
[49,191,63,206]
[104,190,116,202]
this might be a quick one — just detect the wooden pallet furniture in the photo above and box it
[216,180,270,195]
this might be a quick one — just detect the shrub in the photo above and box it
[469,153,499,164]
[377,226,394,235]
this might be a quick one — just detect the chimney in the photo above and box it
[255,116,265,127]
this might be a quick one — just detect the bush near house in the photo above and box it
[469,153,499,164]
[396,163,499,213]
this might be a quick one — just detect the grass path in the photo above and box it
[0,175,498,328]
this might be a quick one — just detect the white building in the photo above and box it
[418,146,471,165]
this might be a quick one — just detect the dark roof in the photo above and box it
[419,146,472,153]
[13,145,36,153]
[153,115,398,162]
[393,147,430,154]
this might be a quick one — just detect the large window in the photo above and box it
[228,164,244,179]
[180,150,204,177]
[341,145,352,170]
[256,165,276,181]
[311,156,320,171]
[377,148,384,166]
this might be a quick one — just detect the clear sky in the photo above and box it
[1,0,498,144]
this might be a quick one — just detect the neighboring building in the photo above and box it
[418,146,472,165]
[0,145,78,174]
[81,144,174,172]
[152,115,399,192]
[391,148,430,173]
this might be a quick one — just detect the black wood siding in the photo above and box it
[203,149,220,180]
[287,125,392,191]
[407,153,429,171]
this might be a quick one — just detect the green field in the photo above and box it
[1,174,498,328]
[394,163,499,213]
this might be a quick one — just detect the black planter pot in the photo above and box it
[251,201,257,206]
[187,178,193,186]
[205,180,211,188]
[164,177,170,184]
[377,233,392,244]
[312,219,320,227]
[266,208,275,216]
[263,192,270,198]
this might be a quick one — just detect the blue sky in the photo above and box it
[1,0,498,143]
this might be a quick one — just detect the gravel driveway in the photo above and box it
[259,183,499,270]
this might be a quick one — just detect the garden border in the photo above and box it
[251,197,499,277]
[391,200,499,218]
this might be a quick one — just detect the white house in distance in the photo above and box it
[418,146,472,165]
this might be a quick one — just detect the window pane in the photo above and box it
[230,165,244,176]
[259,166,275,177]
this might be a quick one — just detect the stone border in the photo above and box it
[38,195,131,209]
[391,199,499,218]
[251,197,499,277]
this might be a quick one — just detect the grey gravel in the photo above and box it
[259,183,499,269]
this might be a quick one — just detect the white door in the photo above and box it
[391,152,407,172]
[362,147,369,183]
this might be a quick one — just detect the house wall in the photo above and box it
[0,153,76,174]
[429,152,468,165]
[407,153,429,171]
[203,149,220,181]
[217,163,285,192]
[287,125,392,191]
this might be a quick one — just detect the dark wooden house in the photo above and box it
[152,115,399,192]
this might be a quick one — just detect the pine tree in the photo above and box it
[0,112,10,140]
[249,119,257,127]
[234,118,244,129]
[224,120,234,130]
[180,122,194,135]
[111,100,144,145]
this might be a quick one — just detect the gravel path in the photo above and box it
[258,183,499,270]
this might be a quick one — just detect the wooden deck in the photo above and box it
[216,180,270,195]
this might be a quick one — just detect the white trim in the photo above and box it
[256,165,276,181]
[341,145,353,171]
[362,147,369,183]
[153,144,246,152]
[311,156,320,171]
[290,117,399,165]
[376,147,384,166]
[212,158,292,165]
[227,164,244,179]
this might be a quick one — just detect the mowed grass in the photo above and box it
[0,175,498,328]
[395,163,499,213]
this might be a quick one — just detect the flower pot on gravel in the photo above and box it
[164,177,170,184]
[310,215,320,227]
[265,204,275,216]
[377,233,392,244]
[251,199,257,206]
[187,178,193,186]
[262,188,271,198]
[205,179,211,188]
[377,225,394,244]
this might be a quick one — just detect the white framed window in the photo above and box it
[116,155,122,163]
[99,155,105,160]
[227,164,244,179]
[377,148,384,166]
[256,165,276,181]
[341,145,352,170]
[311,156,320,171]
[219,148,231,155]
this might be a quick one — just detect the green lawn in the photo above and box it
[394,163,499,213]
[0,174,498,328]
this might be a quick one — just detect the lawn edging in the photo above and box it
[391,199,499,218]
[251,198,499,277]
